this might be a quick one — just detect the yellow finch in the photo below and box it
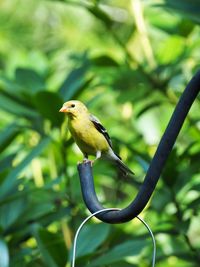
[59,100,134,176]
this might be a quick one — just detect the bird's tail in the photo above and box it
[107,148,134,177]
[114,157,134,177]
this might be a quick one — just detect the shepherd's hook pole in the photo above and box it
[78,70,200,223]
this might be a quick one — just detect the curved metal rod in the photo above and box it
[77,70,200,223]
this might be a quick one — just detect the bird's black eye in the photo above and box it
[71,104,75,108]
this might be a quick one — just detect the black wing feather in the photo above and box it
[90,114,113,148]
[90,114,122,160]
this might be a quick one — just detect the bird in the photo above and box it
[59,100,134,176]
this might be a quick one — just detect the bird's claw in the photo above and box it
[77,158,97,166]
[82,159,94,166]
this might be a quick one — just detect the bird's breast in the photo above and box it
[68,118,109,155]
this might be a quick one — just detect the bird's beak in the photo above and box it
[59,106,68,112]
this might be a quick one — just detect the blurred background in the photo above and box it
[0,0,200,266]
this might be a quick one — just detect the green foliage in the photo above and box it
[74,224,111,259]
[0,0,200,266]
[32,224,68,267]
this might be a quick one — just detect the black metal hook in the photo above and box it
[77,70,200,223]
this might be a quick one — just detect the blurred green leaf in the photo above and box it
[0,239,9,267]
[59,64,93,100]
[150,187,171,212]
[15,68,45,93]
[39,207,70,226]
[0,154,16,173]
[88,239,147,267]
[0,91,38,117]
[162,149,180,187]
[75,223,110,258]
[162,0,200,24]
[187,196,200,210]
[33,91,64,127]
[33,225,67,267]
[19,201,54,224]
[87,6,113,28]
[0,137,50,198]
[148,9,194,37]
[91,55,119,67]
[136,101,163,118]
[109,262,137,267]
[0,123,20,153]
[156,36,185,64]
[0,75,21,94]
[0,198,27,231]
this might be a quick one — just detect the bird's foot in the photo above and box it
[77,160,90,166]
[82,159,93,166]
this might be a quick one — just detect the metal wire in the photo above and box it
[137,215,156,267]
[71,208,156,267]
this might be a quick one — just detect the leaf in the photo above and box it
[20,202,55,224]
[75,223,111,258]
[0,197,28,231]
[91,55,119,67]
[15,68,45,94]
[87,6,113,28]
[176,219,191,234]
[0,239,9,267]
[161,0,200,24]
[150,187,171,212]
[136,101,163,118]
[148,9,194,37]
[0,176,62,206]
[187,196,200,210]
[15,185,67,225]
[0,137,50,199]
[162,149,179,187]
[0,75,22,95]
[0,91,38,118]
[39,207,70,226]
[156,35,185,64]
[32,225,67,267]
[33,91,64,127]
[0,154,16,173]
[110,262,137,267]
[0,123,20,153]
[88,239,147,267]
[135,155,149,172]
[59,64,93,100]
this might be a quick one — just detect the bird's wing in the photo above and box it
[89,114,113,148]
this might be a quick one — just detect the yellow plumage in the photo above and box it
[59,100,134,176]
[68,114,109,156]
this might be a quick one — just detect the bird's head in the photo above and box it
[59,100,88,118]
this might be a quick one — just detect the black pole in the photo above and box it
[78,70,200,223]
